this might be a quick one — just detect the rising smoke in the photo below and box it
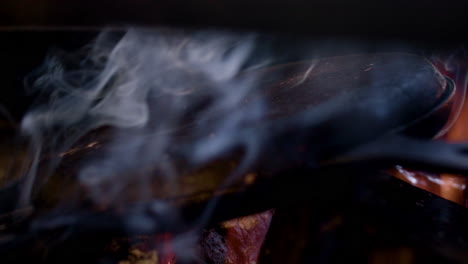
[18,28,270,259]
[15,28,462,262]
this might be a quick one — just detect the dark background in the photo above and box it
[0,0,468,43]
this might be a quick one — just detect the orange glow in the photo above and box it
[431,58,467,205]
[394,57,468,205]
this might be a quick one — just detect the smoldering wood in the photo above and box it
[0,32,465,263]
[0,52,455,234]
[0,52,449,212]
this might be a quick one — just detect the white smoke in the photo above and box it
[16,28,272,261]
[19,28,266,231]
[19,30,460,262]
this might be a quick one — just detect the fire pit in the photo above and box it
[0,26,467,264]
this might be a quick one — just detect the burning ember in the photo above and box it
[102,210,273,264]
[392,55,468,205]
